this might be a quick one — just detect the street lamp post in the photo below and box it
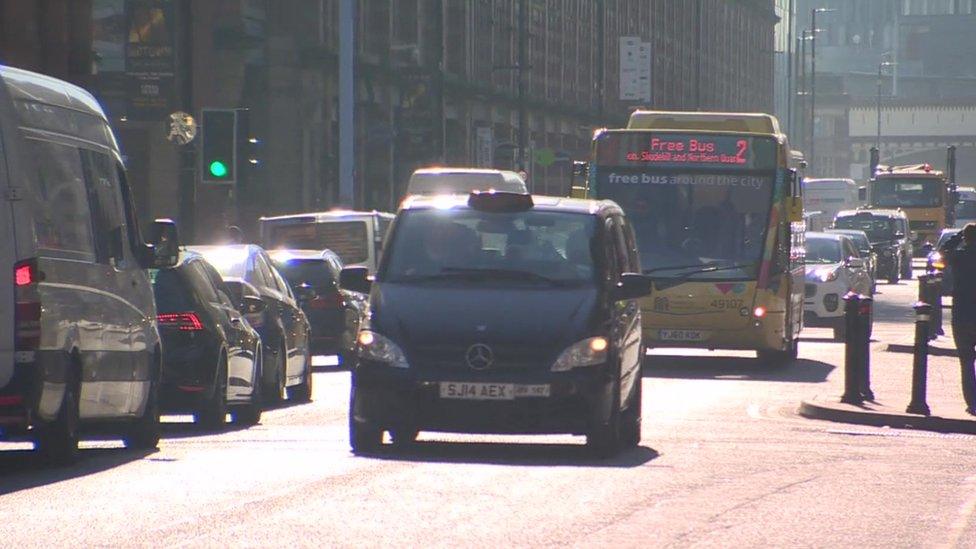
[876,57,896,152]
[795,30,812,154]
[809,7,834,176]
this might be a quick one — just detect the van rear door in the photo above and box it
[0,79,23,389]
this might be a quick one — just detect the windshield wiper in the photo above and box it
[644,260,752,277]
[439,267,566,285]
[675,262,755,279]
[643,261,723,275]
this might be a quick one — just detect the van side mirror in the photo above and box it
[340,266,371,294]
[846,257,865,270]
[145,218,180,268]
[612,273,653,301]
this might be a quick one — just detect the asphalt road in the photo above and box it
[3,270,975,548]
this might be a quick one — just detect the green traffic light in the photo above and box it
[209,160,229,178]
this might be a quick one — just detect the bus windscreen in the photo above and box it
[593,132,778,279]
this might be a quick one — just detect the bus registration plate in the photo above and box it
[659,329,706,342]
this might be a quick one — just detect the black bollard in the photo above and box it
[841,292,864,405]
[932,274,944,337]
[906,301,932,416]
[859,296,874,401]
[917,273,929,302]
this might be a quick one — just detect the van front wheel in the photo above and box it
[124,380,161,451]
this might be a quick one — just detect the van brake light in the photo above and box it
[14,259,41,353]
[15,264,34,287]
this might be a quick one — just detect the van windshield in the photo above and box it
[267,221,368,264]
[382,209,598,285]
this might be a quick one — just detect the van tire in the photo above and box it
[35,379,81,466]
[124,378,161,451]
[390,425,419,448]
[196,354,228,430]
[587,378,622,458]
[349,388,383,454]
[619,372,642,449]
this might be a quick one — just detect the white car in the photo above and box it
[803,232,874,341]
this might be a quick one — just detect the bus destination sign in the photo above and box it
[596,132,775,171]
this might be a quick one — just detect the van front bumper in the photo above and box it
[350,361,616,435]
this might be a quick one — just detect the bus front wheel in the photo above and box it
[757,340,797,367]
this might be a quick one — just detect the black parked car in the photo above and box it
[341,192,652,457]
[834,209,913,283]
[269,249,366,365]
[151,253,264,428]
[189,245,314,403]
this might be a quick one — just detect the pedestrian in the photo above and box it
[941,223,976,415]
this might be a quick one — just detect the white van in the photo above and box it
[0,66,179,463]
[802,178,860,222]
[405,167,528,196]
[259,210,394,274]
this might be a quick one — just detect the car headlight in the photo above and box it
[930,252,945,270]
[356,330,409,368]
[551,337,608,372]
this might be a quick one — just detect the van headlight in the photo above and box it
[551,337,608,372]
[357,330,409,368]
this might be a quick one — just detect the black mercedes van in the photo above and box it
[341,191,652,457]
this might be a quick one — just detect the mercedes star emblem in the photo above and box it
[465,343,494,370]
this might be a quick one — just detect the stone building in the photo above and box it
[0,0,777,241]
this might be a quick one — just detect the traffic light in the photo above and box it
[200,109,237,184]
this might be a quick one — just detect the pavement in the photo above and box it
[799,270,976,434]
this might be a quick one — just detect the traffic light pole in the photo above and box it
[338,0,355,207]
